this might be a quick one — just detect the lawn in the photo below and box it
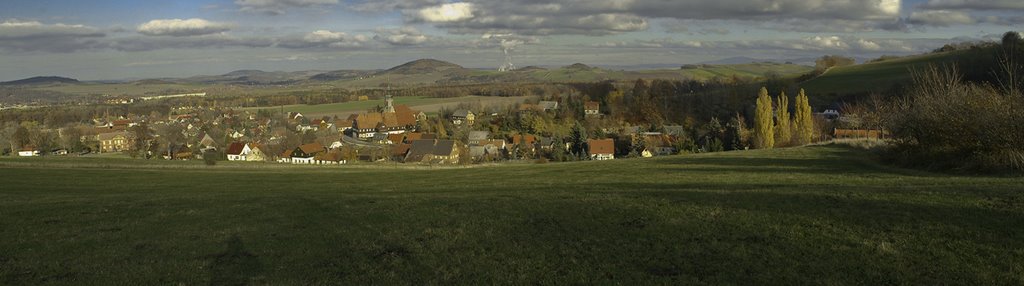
[0,145,1021,284]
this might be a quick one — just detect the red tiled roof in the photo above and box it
[387,134,405,144]
[225,142,246,155]
[512,134,537,145]
[588,139,615,155]
[298,142,325,154]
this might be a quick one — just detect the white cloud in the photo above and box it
[415,2,476,22]
[374,27,429,46]
[137,18,232,37]
[279,30,370,49]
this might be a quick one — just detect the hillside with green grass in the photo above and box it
[799,48,994,103]
[1,145,1021,284]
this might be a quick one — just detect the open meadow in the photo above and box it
[0,145,1021,285]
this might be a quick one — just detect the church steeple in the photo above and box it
[384,81,395,113]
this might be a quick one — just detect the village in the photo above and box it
[9,90,698,165]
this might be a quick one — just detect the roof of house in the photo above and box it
[394,105,418,126]
[585,101,600,110]
[452,109,473,118]
[392,143,411,157]
[297,142,325,155]
[588,139,615,155]
[354,113,384,129]
[406,139,457,161]
[468,131,490,141]
[225,142,246,155]
[387,133,405,144]
[315,151,343,162]
[511,134,537,145]
[483,139,506,147]
[97,131,127,141]
[334,119,353,129]
[404,132,436,142]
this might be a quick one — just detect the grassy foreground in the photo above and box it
[0,145,1021,285]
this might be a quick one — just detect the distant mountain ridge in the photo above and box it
[0,76,80,86]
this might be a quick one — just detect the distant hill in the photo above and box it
[133,79,178,85]
[564,63,594,70]
[798,47,994,104]
[178,70,326,85]
[0,76,80,86]
[383,59,466,75]
[309,70,376,82]
[516,66,547,72]
[699,57,771,65]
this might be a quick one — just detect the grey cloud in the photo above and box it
[110,35,275,52]
[0,20,106,52]
[366,0,903,35]
[908,10,976,27]
[234,0,339,15]
[920,0,1024,10]
[591,36,917,54]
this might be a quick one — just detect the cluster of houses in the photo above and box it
[14,91,692,165]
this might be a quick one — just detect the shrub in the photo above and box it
[884,65,1024,173]
[202,151,218,166]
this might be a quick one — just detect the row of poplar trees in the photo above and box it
[754,87,814,149]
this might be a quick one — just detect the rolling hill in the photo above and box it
[799,47,996,102]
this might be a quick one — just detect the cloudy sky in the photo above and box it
[0,0,1020,80]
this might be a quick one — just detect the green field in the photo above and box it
[1,145,1021,284]
[800,51,967,99]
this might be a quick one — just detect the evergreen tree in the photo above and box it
[794,89,815,145]
[775,91,792,146]
[570,122,588,160]
[754,87,775,149]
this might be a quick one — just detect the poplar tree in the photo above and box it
[794,89,815,145]
[754,87,774,149]
[775,91,792,146]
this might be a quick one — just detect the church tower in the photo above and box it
[384,82,395,113]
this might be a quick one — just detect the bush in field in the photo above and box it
[202,150,218,166]
[884,65,1024,172]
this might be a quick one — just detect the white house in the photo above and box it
[18,148,40,157]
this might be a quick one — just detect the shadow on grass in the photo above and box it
[592,182,1024,244]
[208,235,264,286]
[646,146,943,178]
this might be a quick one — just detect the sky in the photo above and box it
[0,0,1021,81]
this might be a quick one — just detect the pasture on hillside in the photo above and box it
[0,145,1021,284]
